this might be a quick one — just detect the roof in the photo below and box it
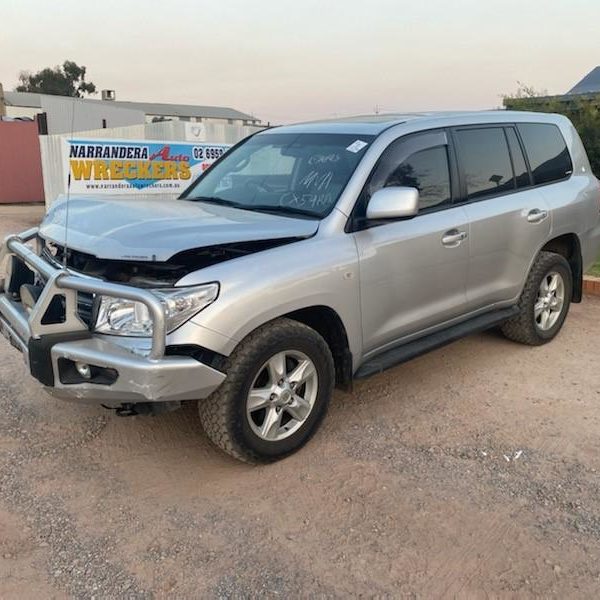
[4,91,42,108]
[103,100,256,121]
[567,67,600,95]
[3,91,256,121]
[263,110,550,136]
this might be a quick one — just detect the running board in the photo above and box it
[355,306,520,379]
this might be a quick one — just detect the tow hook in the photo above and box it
[116,403,142,417]
[102,402,183,417]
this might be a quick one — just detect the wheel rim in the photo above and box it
[534,271,565,331]
[246,350,318,442]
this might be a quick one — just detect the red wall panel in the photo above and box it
[0,121,44,204]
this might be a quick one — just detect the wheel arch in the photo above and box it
[540,233,583,302]
[282,305,353,391]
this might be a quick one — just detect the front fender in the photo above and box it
[177,234,363,366]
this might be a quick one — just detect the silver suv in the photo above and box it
[1,111,600,463]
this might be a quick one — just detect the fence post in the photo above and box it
[0,83,6,118]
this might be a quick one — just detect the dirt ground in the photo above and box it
[1,204,600,598]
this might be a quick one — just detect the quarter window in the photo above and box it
[383,146,451,210]
[517,123,573,185]
[455,128,514,200]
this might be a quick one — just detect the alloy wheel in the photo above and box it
[246,350,318,442]
[534,271,565,331]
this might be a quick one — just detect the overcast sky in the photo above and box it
[1,0,598,123]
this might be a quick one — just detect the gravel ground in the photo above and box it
[2,204,600,598]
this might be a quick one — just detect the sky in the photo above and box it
[1,0,599,124]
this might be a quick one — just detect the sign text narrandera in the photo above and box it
[64,139,230,194]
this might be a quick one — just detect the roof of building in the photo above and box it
[4,91,43,108]
[567,67,600,95]
[106,100,256,121]
[3,91,257,121]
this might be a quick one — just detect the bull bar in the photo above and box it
[0,228,226,404]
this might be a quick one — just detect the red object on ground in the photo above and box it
[0,121,44,204]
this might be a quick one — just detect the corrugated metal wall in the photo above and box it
[39,134,67,205]
[40,120,264,207]
[62,119,262,143]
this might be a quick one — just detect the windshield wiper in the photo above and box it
[184,196,238,207]
[248,205,319,219]
[184,197,319,219]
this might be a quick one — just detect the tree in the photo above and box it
[504,81,549,100]
[16,60,96,97]
[503,83,600,177]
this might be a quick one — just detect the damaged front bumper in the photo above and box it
[0,228,226,405]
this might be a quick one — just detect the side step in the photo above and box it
[355,306,519,379]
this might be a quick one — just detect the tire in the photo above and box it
[500,251,572,346]
[198,318,335,464]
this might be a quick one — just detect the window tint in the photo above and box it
[517,123,572,185]
[505,128,530,188]
[384,146,451,210]
[455,128,514,199]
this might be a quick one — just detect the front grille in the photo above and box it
[77,292,95,329]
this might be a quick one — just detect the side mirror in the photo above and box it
[366,187,419,220]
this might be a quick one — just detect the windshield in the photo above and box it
[181,133,374,218]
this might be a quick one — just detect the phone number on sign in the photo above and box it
[193,146,227,160]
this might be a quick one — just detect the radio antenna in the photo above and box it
[63,97,76,269]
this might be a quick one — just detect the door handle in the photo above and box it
[527,209,548,223]
[441,229,468,247]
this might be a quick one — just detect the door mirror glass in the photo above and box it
[366,187,419,220]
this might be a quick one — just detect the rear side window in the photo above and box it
[517,123,573,185]
[455,128,514,200]
[383,146,451,210]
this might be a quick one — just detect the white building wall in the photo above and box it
[40,95,145,135]
[55,119,263,142]
[5,106,39,119]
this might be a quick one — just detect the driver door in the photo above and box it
[352,131,470,356]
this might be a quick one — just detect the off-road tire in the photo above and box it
[198,318,335,464]
[500,251,572,346]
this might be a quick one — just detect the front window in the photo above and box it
[182,133,374,218]
[383,146,451,210]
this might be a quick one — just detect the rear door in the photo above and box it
[453,125,551,310]
[353,131,470,356]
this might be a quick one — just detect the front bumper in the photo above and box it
[0,229,226,405]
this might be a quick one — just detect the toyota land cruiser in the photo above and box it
[1,111,599,463]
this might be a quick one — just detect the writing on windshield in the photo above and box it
[182,133,373,218]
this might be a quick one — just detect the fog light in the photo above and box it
[75,362,92,380]
[57,358,118,386]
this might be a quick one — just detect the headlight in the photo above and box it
[94,283,219,337]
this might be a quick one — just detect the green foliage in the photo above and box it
[504,83,600,177]
[16,60,96,98]
[587,260,600,277]
[504,81,549,100]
